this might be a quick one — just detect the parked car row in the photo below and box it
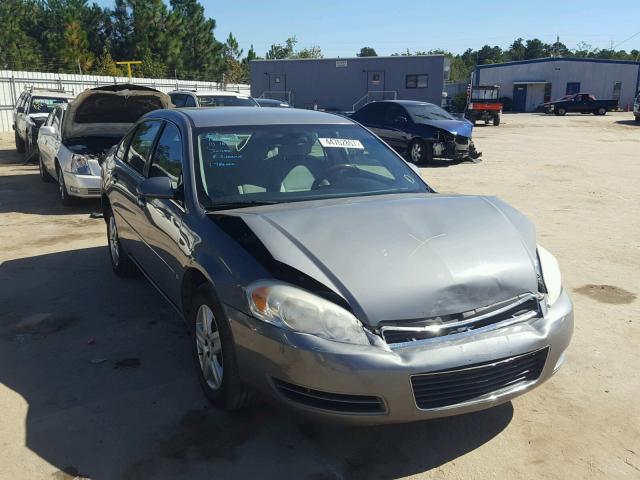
[10,83,573,425]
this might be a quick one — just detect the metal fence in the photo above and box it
[0,70,251,133]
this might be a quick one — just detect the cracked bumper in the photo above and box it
[227,290,574,425]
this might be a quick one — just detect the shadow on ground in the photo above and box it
[614,119,640,126]
[0,147,100,215]
[0,247,513,479]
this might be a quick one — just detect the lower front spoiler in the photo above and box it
[62,171,101,198]
[226,290,574,425]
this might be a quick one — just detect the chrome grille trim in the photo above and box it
[380,293,541,350]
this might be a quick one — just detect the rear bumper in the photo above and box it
[227,290,573,425]
[62,171,101,198]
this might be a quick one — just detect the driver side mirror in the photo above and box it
[39,126,56,137]
[136,176,176,200]
[16,107,24,113]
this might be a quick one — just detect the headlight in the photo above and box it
[537,245,562,306]
[246,281,370,345]
[70,155,92,175]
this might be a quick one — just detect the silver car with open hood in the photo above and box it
[38,84,171,205]
[101,107,573,424]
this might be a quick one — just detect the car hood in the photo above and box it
[62,84,171,139]
[233,194,539,326]
[415,119,473,138]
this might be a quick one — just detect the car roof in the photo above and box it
[28,90,75,99]
[377,100,436,107]
[169,90,250,98]
[152,107,353,127]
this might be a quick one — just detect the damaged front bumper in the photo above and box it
[62,171,101,198]
[433,136,482,162]
[227,289,573,425]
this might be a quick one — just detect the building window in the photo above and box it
[544,83,552,103]
[406,74,428,89]
[612,81,622,101]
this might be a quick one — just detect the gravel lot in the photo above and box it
[0,112,638,480]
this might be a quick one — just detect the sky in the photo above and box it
[95,0,640,58]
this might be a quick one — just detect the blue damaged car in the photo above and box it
[351,100,481,164]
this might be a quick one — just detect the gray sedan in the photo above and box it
[101,107,573,424]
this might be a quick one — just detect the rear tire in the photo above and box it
[408,139,433,165]
[15,131,25,153]
[191,283,252,410]
[493,115,500,126]
[106,208,138,277]
[635,116,640,123]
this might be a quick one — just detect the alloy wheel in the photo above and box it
[195,304,224,390]
[411,142,422,163]
[108,215,120,267]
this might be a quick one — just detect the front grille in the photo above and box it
[455,135,469,145]
[411,347,548,409]
[380,294,540,347]
[87,188,101,195]
[273,379,385,414]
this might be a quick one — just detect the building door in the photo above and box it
[513,85,527,112]
[566,82,581,95]
[367,71,385,91]
[269,74,286,93]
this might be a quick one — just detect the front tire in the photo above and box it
[493,115,500,126]
[15,131,25,153]
[57,166,74,206]
[106,208,138,277]
[595,107,606,116]
[191,284,252,410]
[408,139,433,165]
[555,107,567,116]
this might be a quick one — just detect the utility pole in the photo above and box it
[115,61,142,79]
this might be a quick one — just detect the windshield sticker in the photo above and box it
[318,138,364,149]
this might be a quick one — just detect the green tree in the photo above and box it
[60,18,94,72]
[140,48,167,77]
[294,45,323,59]
[358,47,377,57]
[266,36,297,59]
[0,0,43,70]
[93,48,123,76]
[524,38,548,59]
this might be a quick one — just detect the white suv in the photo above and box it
[13,87,74,157]
[168,89,259,108]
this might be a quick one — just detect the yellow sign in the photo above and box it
[115,61,142,79]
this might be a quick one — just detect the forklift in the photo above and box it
[465,85,502,126]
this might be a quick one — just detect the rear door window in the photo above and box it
[125,120,163,175]
[170,93,188,107]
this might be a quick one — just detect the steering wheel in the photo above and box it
[311,164,363,189]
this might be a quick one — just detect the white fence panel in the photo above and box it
[0,70,250,133]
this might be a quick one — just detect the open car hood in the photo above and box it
[62,84,171,139]
[232,194,539,327]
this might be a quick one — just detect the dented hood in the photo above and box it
[63,84,171,139]
[416,119,473,138]
[236,194,539,326]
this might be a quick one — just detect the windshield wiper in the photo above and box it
[206,200,279,211]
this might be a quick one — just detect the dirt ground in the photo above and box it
[0,112,638,480]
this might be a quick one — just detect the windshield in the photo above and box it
[29,97,68,114]
[197,95,258,107]
[405,103,456,121]
[471,88,499,101]
[194,124,429,209]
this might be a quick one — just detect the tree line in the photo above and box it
[1,0,638,84]
[358,39,640,82]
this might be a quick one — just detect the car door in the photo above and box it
[38,109,56,167]
[16,94,29,137]
[378,103,411,153]
[110,119,164,266]
[46,108,63,174]
[136,121,187,304]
